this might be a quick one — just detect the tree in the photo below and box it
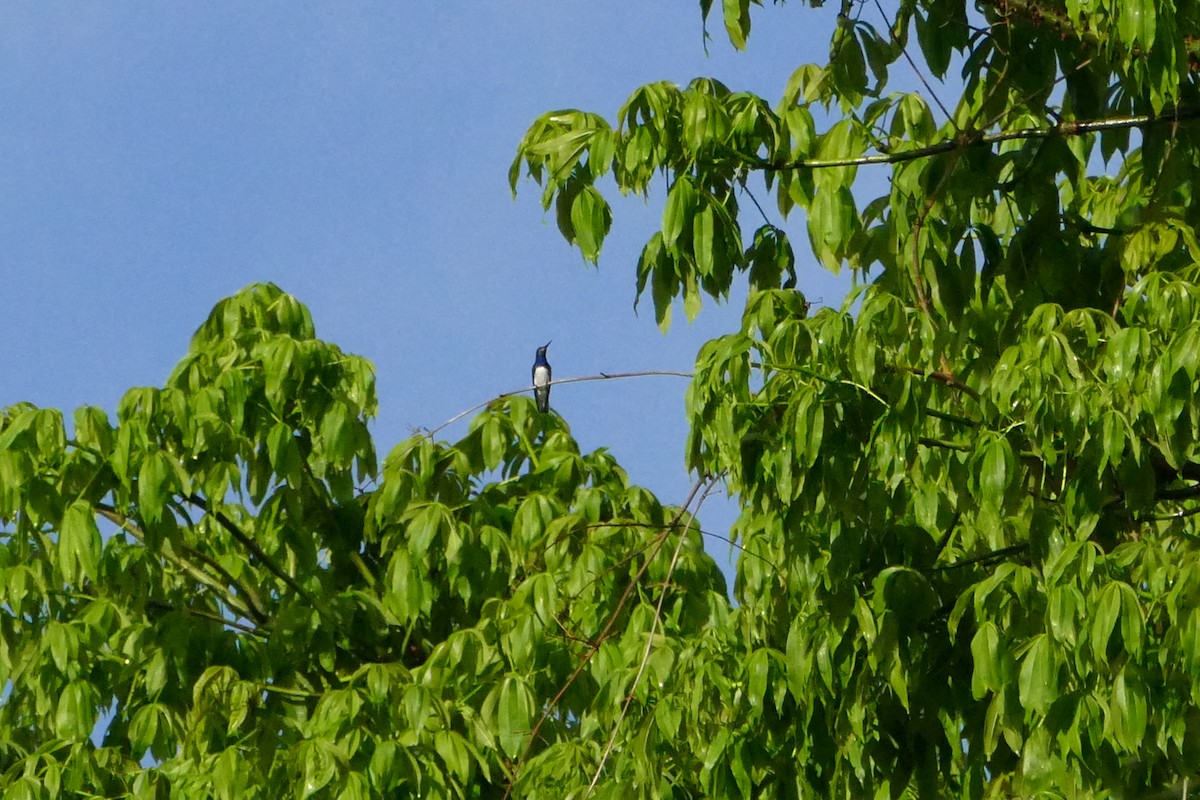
[507,0,1200,795]
[4,2,1200,799]
[0,282,730,798]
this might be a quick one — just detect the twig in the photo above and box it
[146,599,263,636]
[1156,484,1200,501]
[872,0,954,124]
[924,407,980,428]
[584,520,781,575]
[892,365,982,402]
[1141,504,1200,522]
[740,183,773,228]
[585,476,718,798]
[503,477,710,800]
[918,436,971,452]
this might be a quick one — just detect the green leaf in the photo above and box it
[693,205,715,277]
[60,500,102,585]
[684,272,703,322]
[722,0,751,49]
[137,452,174,524]
[1090,583,1122,666]
[0,407,37,452]
[267,422,301,485]
[662,177,695,248]
[652,262,677,333]
[701,728,730,784]
[655,699,682,739]
[319,402,353,466]
[971,622,1003,699]
[1111,668,1147,752]
[299,740,337,799]
[481,416,505,472]
[1018,634,1057,713]
[570,185,612,262]
[128,704,160,757]
[337,774,370,800]
[785,618,810,698]
[385,548,426,623]
[434,730,471,783]
[746,648,770,711]
[979,435,1014,508]
[1118,583,1144,661]
[74,406,113,453]
[55,680,97,741]
[496,676,533,759]
[407,503,447,556]
[1103,327,1147,383]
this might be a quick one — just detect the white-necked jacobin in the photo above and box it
[532,342,552,413]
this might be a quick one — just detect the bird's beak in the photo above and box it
[544,340,552,349]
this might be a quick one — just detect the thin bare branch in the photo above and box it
[422,370,693,439]
[890,365,982,402]
[872,0,954,124]
[146,599,263,636]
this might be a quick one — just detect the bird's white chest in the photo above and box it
[533,364,551,388]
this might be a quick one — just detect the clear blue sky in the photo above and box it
[0,4,860,582]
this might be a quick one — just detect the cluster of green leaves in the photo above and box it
[686,273,1200,794]
[504,0,1200,795]
[0,283,733,798]
[513,0,1200,327]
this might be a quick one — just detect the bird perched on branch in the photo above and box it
[532,342,552,413]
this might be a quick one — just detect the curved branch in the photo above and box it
[145,599,263,636]
[891,366,982,402]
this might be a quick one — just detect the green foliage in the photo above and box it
[10,0,1200,796]
[503,0,1200,795]
[0,283,730,797]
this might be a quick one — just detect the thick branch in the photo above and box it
[918,436,972,452]
[186,494,323,613]
[96,504,267,625]
[145,599,263,636]
[735,106,1200,172]
[894,366,983,403]
[1156,484,1200,501]
[933,543,1029,571]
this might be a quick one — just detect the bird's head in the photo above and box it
[536,341,551,357]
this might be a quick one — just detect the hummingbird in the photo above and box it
[532,342,552,413]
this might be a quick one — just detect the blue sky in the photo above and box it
[0,4,860,583]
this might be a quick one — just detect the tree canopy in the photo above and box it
[5,0,1200,797]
